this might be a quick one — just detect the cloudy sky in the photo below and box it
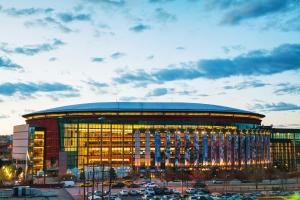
[0,0,300,134]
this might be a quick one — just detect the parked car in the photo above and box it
[170,188,180,194]
[186,188,196,194]
[88,195,101,200]
[129,190,138,196]
[143,182,157,188]
[145,189,155,196]
[62,180,75,187]
[142,194,153,200]
[80,182,92,187]
[137,189,146,195]
[127,183,140,188]
[212,180,224,184]
[119,190,128,196]
[95,190,107,197]
[111,182,125,188]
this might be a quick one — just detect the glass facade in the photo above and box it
[271,129,300,170]
[28,127,45,174]
[58,119,271,173]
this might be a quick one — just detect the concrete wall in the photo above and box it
[12,124,29,161]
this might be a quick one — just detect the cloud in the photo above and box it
[129,24,151,32]
[149,0,176,3]
[222,45,245,54]
[0,39,65,56]
[0,114,9,119]
[24,17,74,33]
[0,56,22,70]
[208,0,300,25]
[91,57,105,62]
[251,102,300,111]
[146,55,154,60]
[224,80,269,90]
[275,123,300,128]
[48,92,80,101]
[274,83,300,95]
[84,0,125,6]
[176,46,185,50]
[0,6,54,17]
[57,12,91,23]
[0,82,77,96]
[155,8,177,23]
[115,43,300,85]
[111,52,126,59]
[119,96,139,101]
[146,88,168,97]
[84,80,109,88]
[49,57,57,62]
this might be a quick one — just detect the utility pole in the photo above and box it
[83,161,86,200]
[92,162,95,200]
[101,164,104,200]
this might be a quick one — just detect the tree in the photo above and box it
[163,168,176,185]
[0,165,14,185]
[109,168,117,181]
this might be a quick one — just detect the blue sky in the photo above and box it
[0,0,300,134]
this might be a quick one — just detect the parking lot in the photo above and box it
[65,179,300,200]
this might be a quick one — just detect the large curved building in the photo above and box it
[22,102,271,176]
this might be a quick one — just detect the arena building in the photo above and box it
[15,102,276,177]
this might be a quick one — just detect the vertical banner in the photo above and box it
[262,133,266,163]
[251,131,256,165]
[234,133,239,167]
[240,132,245,166]
[165,130,171,167]
[155,130,161,168]
[256,132,261,165]
[246,133,251,165]
[145,130,151,167]
[260,132,264,165]
[202,131,208,166]
[211,131,217,166]
[226,132,232,167]
[267,134,271,163]
[134,129,140,167]
[184,130,190,167]
[175,130,181,167]
[193,131,199,166]
[219,131,224,166]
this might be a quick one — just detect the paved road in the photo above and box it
[8,188,74,200]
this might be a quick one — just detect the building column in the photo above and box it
[165,130,171,168]
[145,129,151,168]
[219,130,225,167]
[193,130,199,167]
[154,130,161,169]
[211,130,217,166]
[202,130,208,167]
[184,130,190,167]
[175,130,181,168]
[134,129,140,170]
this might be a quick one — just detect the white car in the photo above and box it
[142,194,153,200]
[145,189,155,195]
[145,182,158,188]
[170,188,180,194]
[137,189,146,195]
[129,190,138,195]
[88,195,101,200]
[62,180,75,187]
[119,190,129,196]
[186,188,196,194]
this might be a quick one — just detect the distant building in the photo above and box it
[12,124,29,170]
[0,135,12,160]
[12,102,300,178]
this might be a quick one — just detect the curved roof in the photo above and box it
[23,102,264,118]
